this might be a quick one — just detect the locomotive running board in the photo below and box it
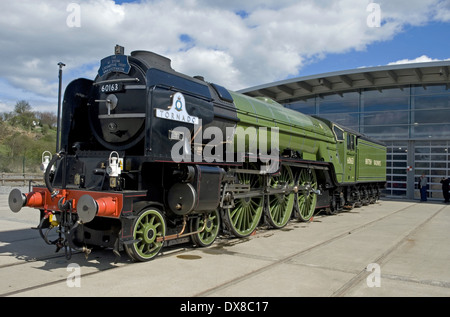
[287,162,330,170]
[229,168,273,175]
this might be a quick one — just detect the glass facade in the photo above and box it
[413,140,450,200]
[285,84,450,200]
[385,141,408,197]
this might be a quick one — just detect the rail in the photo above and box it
[0,173,44,186]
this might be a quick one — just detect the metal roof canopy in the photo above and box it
[238,61,450,103]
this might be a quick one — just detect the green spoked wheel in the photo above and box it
[296,169,318,222]
[265,165,295,228]
[190,209,220,247]
[223,166,264,238]
[125,208,166,262]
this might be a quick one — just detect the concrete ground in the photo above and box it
[0,191,449,302]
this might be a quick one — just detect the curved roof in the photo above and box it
[239,61,450,103]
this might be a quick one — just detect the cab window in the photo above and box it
[347,134,355,151]
[333,125,344,142]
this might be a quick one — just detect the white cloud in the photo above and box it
[170,48,242,87]
[433,0,450,22]
[0,78,56,113]
[388,55,450,65]
[0,101,10,113]
[0,0,448,111]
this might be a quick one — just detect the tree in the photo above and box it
[10,100,37,129]
[0,100,57,172]
[14,100,32,114]
[36,111,57,128]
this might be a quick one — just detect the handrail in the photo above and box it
[0,173,43,186]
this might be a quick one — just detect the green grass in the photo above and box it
[0,122,57,173]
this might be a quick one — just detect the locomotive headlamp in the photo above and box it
[115,45,124,55]
[107,151,123,188]
[40,151,54,173]
[107,151,122,177]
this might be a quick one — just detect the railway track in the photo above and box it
[1,198,449,297]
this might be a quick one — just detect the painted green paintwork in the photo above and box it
[229,91,335,160]
[228,91,386,185]
[356,139,387,182]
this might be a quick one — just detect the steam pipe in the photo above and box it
[156,214,208,243]
[45,152,64,198]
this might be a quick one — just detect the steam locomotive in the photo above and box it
[9,46,386,261]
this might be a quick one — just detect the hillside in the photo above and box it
[0,101,57,173]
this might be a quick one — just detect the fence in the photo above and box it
[0,173,44,186]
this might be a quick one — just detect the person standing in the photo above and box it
[419,173,428,202]
[440,177,450,203]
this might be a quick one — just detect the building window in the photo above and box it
[361,87,410,139]
[414,140,450,200]
[411,85,450,139]
[384,141,408,197]
[285,98,316,115]
[317,92,359,130]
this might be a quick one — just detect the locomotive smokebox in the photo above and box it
[167,165,224,215]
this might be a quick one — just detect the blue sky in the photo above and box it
[0,0,449,113]
[299,21,450,77]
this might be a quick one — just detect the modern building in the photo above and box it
[240,61,450,201]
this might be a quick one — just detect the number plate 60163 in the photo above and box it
[100,83,123,93]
